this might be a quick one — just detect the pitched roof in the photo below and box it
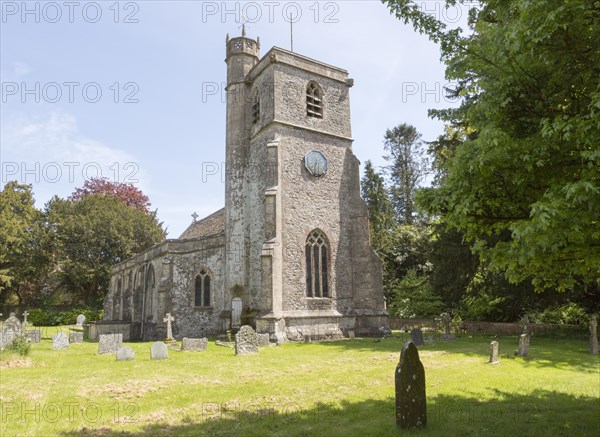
[179,208,225,239]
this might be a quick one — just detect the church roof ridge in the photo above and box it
[179,207,225,240]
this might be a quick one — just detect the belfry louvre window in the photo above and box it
[306,82,323,118]
[252,91,260,124]
[194,269,211,307]
[305,230,329,297]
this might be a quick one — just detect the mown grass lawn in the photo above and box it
[1,327,599,436]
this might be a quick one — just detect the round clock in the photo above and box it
[304,150,328,177]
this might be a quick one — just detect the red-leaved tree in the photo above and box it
[69,178,151,214]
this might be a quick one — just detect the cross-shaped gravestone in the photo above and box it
[163,313,175,341]
[22,311,29,328]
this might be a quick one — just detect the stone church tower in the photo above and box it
[101,31,388,341]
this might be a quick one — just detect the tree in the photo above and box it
[0,182,51,307]
[383,124,429,224]
[383,0,600,300]
[361,160,396,252]
[69,177,152,214]
[47,194,165,306]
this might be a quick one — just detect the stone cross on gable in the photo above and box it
[191,212,199,222]
[163,313,175,341]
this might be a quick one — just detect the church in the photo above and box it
[101,30,389,341]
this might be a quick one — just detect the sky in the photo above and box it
[1,1,474,237]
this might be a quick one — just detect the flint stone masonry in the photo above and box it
[411,328,424,347]
[26,330,41,343]
[489,341,500,364]
[98,334,123,354]
[235,325,259,355]
[395,341,427,429]
[52,332,69,350]
[116,346,135,361]
[70,332,84,343]
[181,337,208,351]
[151,341,169,360]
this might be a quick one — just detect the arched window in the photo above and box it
[252,89,260,124]
[194,269,211,307]
[305,230,329,297]
[306,82,323,118]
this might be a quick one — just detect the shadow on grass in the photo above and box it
[56,390,600,437]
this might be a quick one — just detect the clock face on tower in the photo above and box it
[304,150,328,177]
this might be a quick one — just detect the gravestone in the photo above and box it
[181,337,208,351]
[163,313,175,341]
[235,325,259,355]
[520,315,530,334]
[440,313,456,341]
[76,314,86,326]
[26,330,41,343]
[348,330,355,339]
[275,332,285,346]
[70,332,84,343]
[52,332,69,350]
[21,310,29,329]
[395,341,427,429]
[410,328,424,347]
[589,315,598,355]
[98,334,123,354]
[116,346,135,361]
[516,333,530,357]
[2,313,22,346]
[256,333,270,347]
[151,341,169,360]
[488,341,500,364]
[304,334,312,343]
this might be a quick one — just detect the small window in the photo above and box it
[305,230,329,297]
[252,90,260,124]
[194,269,211,307]
[306,82,323,119]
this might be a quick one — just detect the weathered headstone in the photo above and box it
[116,346,135,361]
[26,330,41,343]
[163,313,175,341]
[304,334,312,343]
[275,332,285,346]
[98,333,123,354]
[410,328,424,347]
[2,312,22,346]
[181,337,207,351]
[520,315,530,334]
[488,341,500,364]
[52,332,69,350]
[70,332,84,343]
[235,325,259,355]
[440,313,456,341]
[395,341,427,429]
[589,315,598,355]
[21,310,29,329]
[256,333,270,347]
[76,314,86,326]
[516,333,530,357]
[151,341,169,360]
[348,330,355,339]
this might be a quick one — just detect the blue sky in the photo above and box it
[1,1,472,237]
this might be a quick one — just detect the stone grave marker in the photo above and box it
[410,328,424,347]
[76,314,86,326]
[70,332,84,343]
[440,313,456,341]
[348,330,355,339]
[488,341,500,364]
[256,333,270,347]
[181,337,207,351]
[151,341,169,360]
[26,330,41,343]
[304,334,312,343]
[275,332,285,346]
[516,333,529,357]
[395,341,427,429]
[2,312,22,346]
[21,310,29,329]
[163,313,175,341]
[235,325,259,355]
[98,333,123,354]
[116,346,135,361]
[52,332,69,350]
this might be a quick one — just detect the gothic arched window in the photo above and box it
[252,89,260,124]
[305,230,329,297]
[194,269,211,307]
[306,82,323,118]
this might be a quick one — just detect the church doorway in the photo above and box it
[231,297,242,329]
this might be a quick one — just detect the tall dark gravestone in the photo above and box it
[395,341,427,429]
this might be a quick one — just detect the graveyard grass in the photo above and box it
[1,329,599,437]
